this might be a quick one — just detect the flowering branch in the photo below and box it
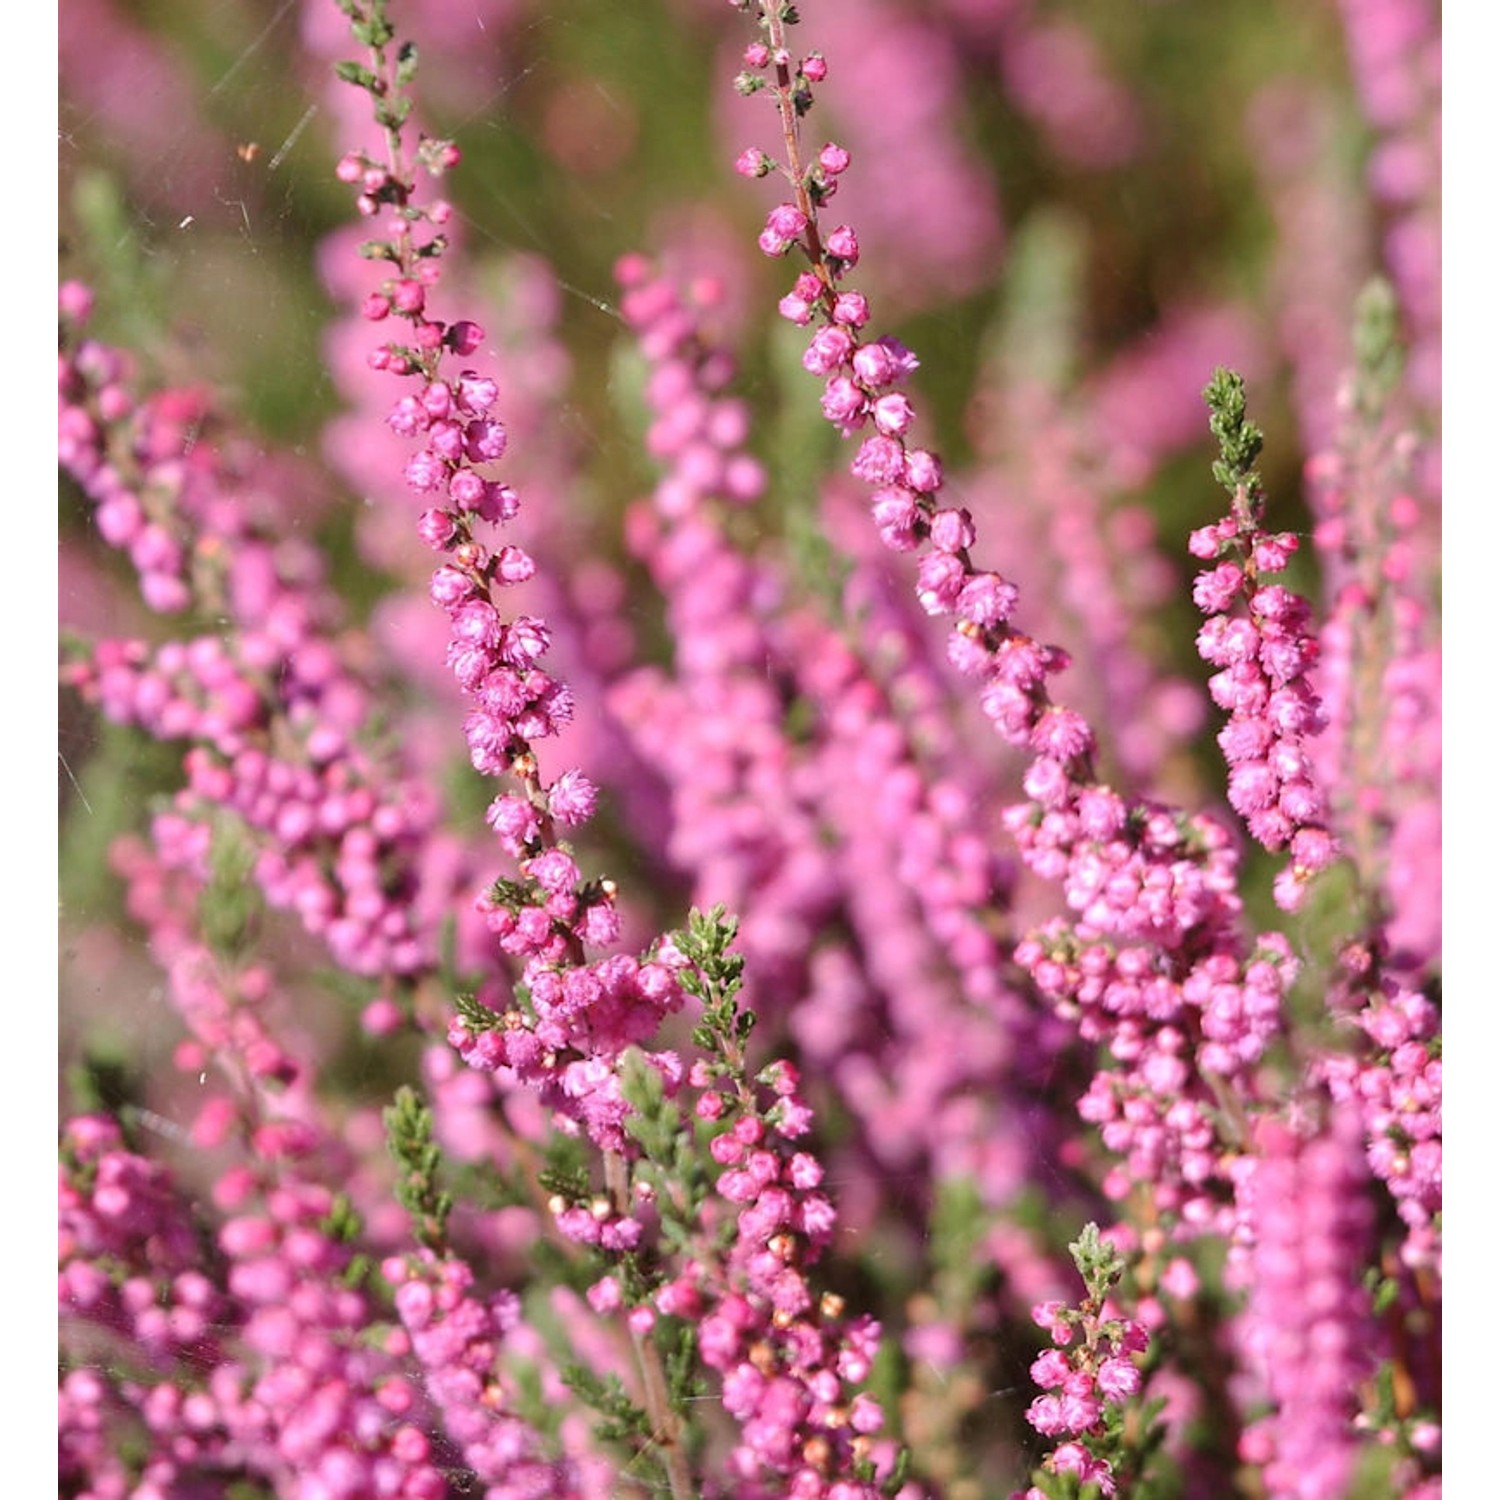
[1194,368,1337,910]
[1013,1223,1158,1500]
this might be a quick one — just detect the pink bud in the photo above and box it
[447,320,485,355]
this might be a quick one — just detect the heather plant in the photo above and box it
[59,1,1440,1497]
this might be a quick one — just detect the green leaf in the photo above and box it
[538,1164,592,1206]
[375,97,413,132]
[334,60,379,91]
[454,991,505,1032]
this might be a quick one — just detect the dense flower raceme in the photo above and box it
[1229,1110,1382,1500]
[726,2,1437,1489]
[1320,945,1442,1275]
[729,0,1303,1238]
[329,1,694,1157]
[1190,369,1337,911]
[608,259,1063,1226]
[329,8,907,1494]
[1010,1224,1151,1500]
[307,5,660,835]
[59,0,1442,1495]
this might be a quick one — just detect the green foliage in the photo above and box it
[333,61,379,92]
[879,1446,912,1497]
[620,1049,716,1257]
[618,1048,679,1160]
[658,1317,707,1420]
[60,172,170,358]
[66,1051,141,1125]
[558,1362,655,1454]
[1352,276,1405,421]
[320,1191,365,1245]
[992,210,1089,397]
[1068,1220,1126,1298]
[383,1085,452,1251]
[674,905,754,1062]
[454,987,531,1032]
[537,1160,594,1206]
[338,0,396,52]
[1203,367,1265,502]
[672,904,744,988]
[201,819,264,962]
[58,715,174,926]
[224,1482,279,1500]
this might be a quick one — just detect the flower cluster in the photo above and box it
[333,4,697,1164]
[59,293,453,987]
[1231,1112,1380,1500]
[1012,1224,1150,1500]
[666,914,898,1497]
[731,0,1303,1241]
[1321,947,1443,1272]
[384,1250,587,1497]
[1191,369,1337,909]
[60,1114,229,1367]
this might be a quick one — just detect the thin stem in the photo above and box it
[762,11,830,292]
[604,1147,695,1500]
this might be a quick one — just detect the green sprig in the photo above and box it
[620,1049,714,1256]
[660,1319,706,1415]
[1069,1220,1127,1300]
[536,1163,593,1208]
[559,1364,652,1448]
[202,819,263,962]
[673,906,749,1058]
[333,61,379,93]
[1352,277,1405,421]
[383,1085,452,1251]
[1203,366,1264,502]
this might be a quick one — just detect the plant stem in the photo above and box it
[604,1147,694,1500]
